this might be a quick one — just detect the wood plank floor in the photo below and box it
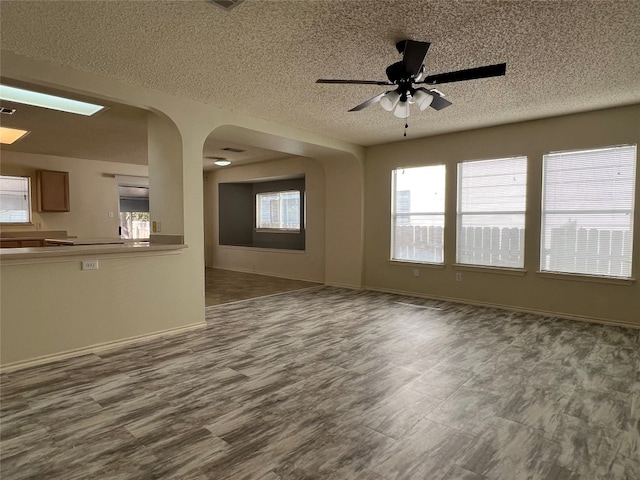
[1,287,639,479]
[205,268,321,306]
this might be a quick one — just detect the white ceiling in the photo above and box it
[1,0,639,164]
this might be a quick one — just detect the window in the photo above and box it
[457,156,527,268]
[541,145,636,278]
[0,175,31,223]
[256,190,301,231]
[391,165,445,263]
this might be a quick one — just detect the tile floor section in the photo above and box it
[205,268,320,306]
[1,287,639,479]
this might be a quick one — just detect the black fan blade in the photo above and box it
[349,92,386,112]
[316,79,392,86]
[427,89,453,110]
[421,63,506,85]
[399,40,430,76]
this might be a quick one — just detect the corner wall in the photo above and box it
[364,105,640,326]
[205,156,325,283]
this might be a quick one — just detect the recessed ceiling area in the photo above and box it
[203,138,297,170]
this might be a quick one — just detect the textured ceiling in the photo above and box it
[1,0,639,150]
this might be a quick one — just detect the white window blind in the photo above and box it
[0,175,31,223]
[391,165,445,263]
[541,145,636,278]
[256,190,301,231]
[457,156,527,268]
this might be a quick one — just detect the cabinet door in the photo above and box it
[0,240,21,248]
[37,170,70,212]
[21,240,43,247]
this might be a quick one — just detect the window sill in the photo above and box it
[389,259,445,269]
[219,244,305,254]
[536,271,635,285]
[255,229,302,234]
[453,264,527,276]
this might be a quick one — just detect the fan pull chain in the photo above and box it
[404,121,408,137]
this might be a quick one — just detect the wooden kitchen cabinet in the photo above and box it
[0,240,21,248]
[0,239,45,248]
[36,169,70,212]
[21,239,44,247]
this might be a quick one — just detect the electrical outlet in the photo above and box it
[108,211,114,218]
[413,268,420,277]
[82,260,99,271]
[456,272,462,282]
[152,221,161,233]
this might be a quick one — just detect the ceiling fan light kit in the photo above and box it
[393,100,410,119]
[412,89,434,111]
[379,91,400,111]
[317,39,506,136]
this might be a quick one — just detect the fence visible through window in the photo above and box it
[543,223,633,278]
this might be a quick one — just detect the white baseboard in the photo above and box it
[324,282,364,291]
[364,285,640,330]
[1,321,206,374]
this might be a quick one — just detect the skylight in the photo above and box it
[0,84,105,116]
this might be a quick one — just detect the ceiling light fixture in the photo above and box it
[0,84,105,116]
[381,88,435,118]
[214,160,231,167]
[0,126,29,144]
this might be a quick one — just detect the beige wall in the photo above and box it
[0,151,148,238]
[321,153,366,288]
[364,105,640,326]
[148,112,183,235]
[1,251,195,364]
[205,156,326,283]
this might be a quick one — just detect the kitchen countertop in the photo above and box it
[0,230,69,240]
[45,237,126,246]
[0,241,187,263]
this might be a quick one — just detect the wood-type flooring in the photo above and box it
[2,287,639,479]
[205,268,320,306]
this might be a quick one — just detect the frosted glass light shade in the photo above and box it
[380,91,400,111]
[393,101,410,118]
[413,89,434,111]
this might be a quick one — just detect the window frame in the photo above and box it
[0,174,32,225]
[390,164,446,265]
[255,189,302,233]
[539,144,636,279]
[456,156,528,269]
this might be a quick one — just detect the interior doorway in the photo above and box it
[117,179,150,239]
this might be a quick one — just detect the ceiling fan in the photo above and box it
[316,40,506,123]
